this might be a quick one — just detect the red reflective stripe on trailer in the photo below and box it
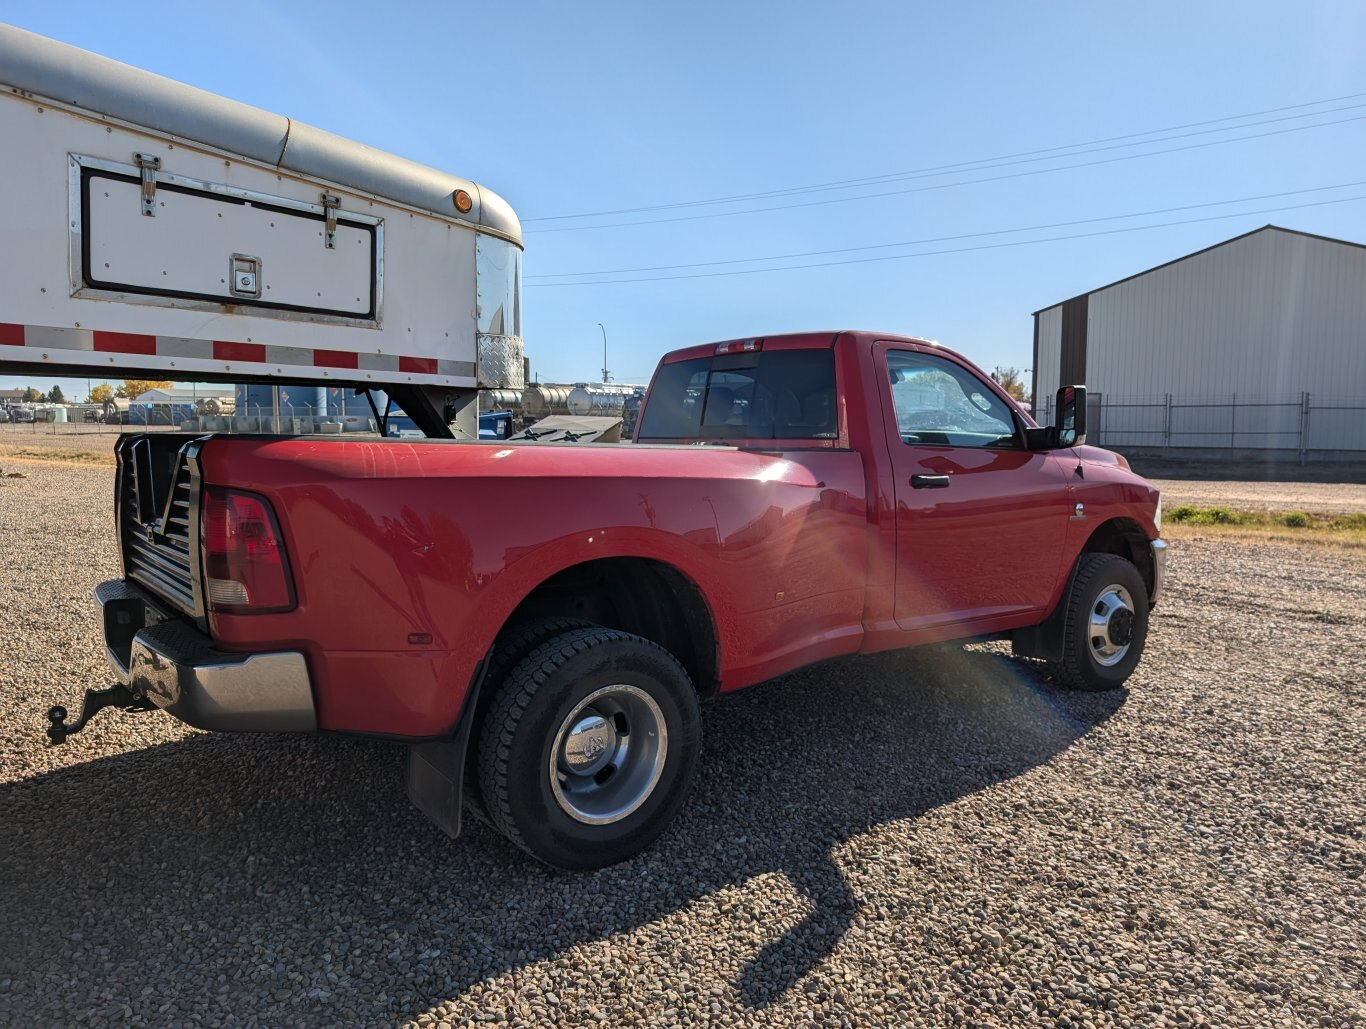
[399,356,438,374]
[214,340,267,363]
[0,323,24,346]
[93,331,156,355]
[314,349,359,369]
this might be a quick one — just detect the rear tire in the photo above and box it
[1049,553,1149,692]
[477,628,702,870]
[462,617,598,824]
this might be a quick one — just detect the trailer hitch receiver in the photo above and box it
[46,684,154,744]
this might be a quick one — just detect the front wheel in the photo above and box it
[476,628,702,870]
[1049,553,1150,692]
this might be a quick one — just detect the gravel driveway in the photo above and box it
[0,461,1362,1027]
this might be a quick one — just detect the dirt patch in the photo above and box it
[1151,478,1366,516]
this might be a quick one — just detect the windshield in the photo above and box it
[637,349,837,441]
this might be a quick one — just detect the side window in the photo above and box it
[886,350,1019,449]
[637,349,837,440]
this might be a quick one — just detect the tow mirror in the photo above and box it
[1023,384,1088,450]
[1055,385,1086,447]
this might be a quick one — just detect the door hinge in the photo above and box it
[135,153,161,217]
[321,193,340,249]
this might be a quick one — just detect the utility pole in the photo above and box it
[598,322,610,383]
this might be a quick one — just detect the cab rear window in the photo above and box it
[637,349,837,441]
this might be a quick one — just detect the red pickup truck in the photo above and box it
[57,330,1164,869]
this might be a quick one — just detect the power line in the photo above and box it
[527,112,1366,234]
[523,194,1366,287]
[524,91,1366,223]
[527,181,1366,279]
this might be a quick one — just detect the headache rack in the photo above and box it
[115,434,206,621]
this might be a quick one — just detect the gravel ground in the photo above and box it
[0,459,1362,1027]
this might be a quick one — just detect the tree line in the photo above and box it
[9,380,173,405]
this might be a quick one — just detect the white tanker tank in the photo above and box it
[195,395,237,417]
[479,388,523,415]
[566,383,646,417]
[523,384,574,418]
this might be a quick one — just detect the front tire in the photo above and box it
[1049,553,1150,692]
[476,628,702,870]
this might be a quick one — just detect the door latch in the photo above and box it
[229,254,261,299]
[321,193,340,249]
[135,153,161,217]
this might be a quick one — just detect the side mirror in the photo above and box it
[1055,385,1087,447]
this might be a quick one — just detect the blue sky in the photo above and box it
[3,1,1366,395]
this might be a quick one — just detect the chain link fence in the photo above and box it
[1036,392,1366,458]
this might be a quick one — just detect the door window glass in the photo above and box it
[886,350,1019,448]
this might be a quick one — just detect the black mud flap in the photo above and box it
[406,738,467,839]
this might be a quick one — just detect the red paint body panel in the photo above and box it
[198,440,870,737]
[191,331,1162,740]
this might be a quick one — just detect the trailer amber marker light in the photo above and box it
[453,189,473,213]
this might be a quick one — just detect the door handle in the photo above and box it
[911,474,951,489]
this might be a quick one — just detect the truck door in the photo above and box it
[876,342,1073,635]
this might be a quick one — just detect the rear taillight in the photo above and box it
[201,487,295,613]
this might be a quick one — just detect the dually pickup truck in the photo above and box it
[55,330,1165,868]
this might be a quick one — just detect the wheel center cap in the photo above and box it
[563,713,615,774]
[1108,607,1135,647]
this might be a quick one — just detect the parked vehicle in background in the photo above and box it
[0,406,9,423]
[11,406,34,423]
[0,25,523,440]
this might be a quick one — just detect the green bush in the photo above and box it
[1330,512,1366,531]
[1279,511,1313,528]
[1168,504,1201,523]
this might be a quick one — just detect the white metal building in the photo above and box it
[1032,226,1366,455]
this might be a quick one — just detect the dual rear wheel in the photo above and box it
[474,625,702,870]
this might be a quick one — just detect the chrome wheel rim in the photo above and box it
[1089,585,1136,667]
[548,685,668,825]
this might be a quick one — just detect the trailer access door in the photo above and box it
[80,157,378,321]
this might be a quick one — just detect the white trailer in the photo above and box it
[0,25,523,436]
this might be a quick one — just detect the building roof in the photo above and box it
[1033,225,1366,315]
[133,387,224,402]
[0,388,26,400]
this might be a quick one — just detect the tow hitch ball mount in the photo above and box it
[46,684,154,744]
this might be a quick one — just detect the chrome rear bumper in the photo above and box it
[97,580,316,732]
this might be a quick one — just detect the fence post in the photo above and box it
[1164,393,1172,449]
[1299,392,1310,466]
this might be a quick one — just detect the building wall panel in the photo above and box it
[1032,304,1062,411]
[1035,228,1366,451]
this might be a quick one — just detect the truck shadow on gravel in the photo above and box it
[0,647,1123,1022]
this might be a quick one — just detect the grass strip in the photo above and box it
[0,444,114,467]
[1167,504,1366,531]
